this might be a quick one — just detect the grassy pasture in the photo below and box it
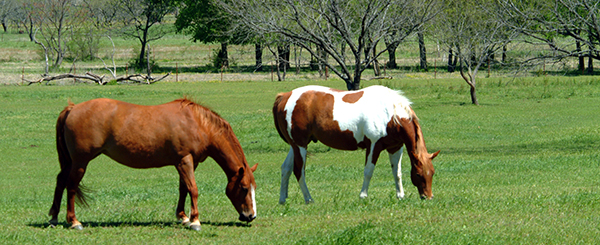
[0,76,599,244]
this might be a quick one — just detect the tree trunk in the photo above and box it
[452,53,458,71]
[372,44,381,76]
[459,60,479,105]
[316,45,326,77]
[418,32,427,71]
[469,85,479,105]
[447,49,455,72]
[1,21,6,32]
[294,45,301,74]
[576,40,584,73]
[386,41,398,69]
[587,54,593,74]
[219,42,229,68]
[27,16,34,42]
[348,64,361,90]
[502,45,507,64]
[139,39,147,69]
[255,43,263,72]
[278,44,290,72]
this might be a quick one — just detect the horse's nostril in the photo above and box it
[239,214,256,222]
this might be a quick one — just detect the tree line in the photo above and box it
[1,0,599,104]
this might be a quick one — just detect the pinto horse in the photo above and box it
[273,85,439,204]
[49,98,258,230]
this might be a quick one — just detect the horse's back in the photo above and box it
[274,85,413,149]
[62,99,203,168]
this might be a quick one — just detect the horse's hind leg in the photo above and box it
[65,162,89,230]
[48,169,69,226]
[293,146,313,204]
[389,148,405,199]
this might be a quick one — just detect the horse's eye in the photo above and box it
[242,187,249,192]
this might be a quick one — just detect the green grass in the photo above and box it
[0,77,599,244]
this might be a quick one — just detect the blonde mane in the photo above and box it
[389,89,417,126]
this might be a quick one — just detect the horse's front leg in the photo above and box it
[389,148,405,199]
[176,178,190,225]
[175,154,200,231]
[279,147,294,204]
[359,144,382,199]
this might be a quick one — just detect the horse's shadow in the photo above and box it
[28,220,251,229]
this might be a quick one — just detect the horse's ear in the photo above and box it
[431,150,440,160]
[250,163,258,173]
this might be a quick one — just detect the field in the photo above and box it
[0,75,599,244]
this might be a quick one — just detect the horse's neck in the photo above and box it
[400,119,426,159]
[209,131,247,178]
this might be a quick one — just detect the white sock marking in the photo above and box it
[360,144,377,198]
[251,184,257,218]
[389,148,405,199]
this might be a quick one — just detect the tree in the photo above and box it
[13,0,42,41]
[35,0,81,70]
[222,0,439,90]
[435,0,516,105]
[0,0,18,32]
[498,0,600,74]
[175,0,234,68]
[117,0,176,69]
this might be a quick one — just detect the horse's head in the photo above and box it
[410,150,439,199]
[226,163,258,222]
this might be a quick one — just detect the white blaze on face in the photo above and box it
[251,184,256,218]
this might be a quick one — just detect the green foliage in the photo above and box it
[66,26,101,61]
[175,0,234,44]
[127,57,160,73]
[210,47,227,68]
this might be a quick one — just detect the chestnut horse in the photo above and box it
[273,85,439,204]
[49,98,258,230]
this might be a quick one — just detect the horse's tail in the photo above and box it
[53,100,89,211]
[273,93,290,143]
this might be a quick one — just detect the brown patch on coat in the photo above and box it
[342,91,364,103]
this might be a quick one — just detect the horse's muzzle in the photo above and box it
[420,194,434,200]
[239,214,256,222]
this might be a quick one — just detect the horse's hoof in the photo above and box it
[181,219,190,226]
[48,219,58,228]
[70,224,83,230]
[190,224,201,231]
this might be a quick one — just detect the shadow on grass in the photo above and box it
[28,220,252,229]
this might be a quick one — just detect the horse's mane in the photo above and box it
[388,89,418,125]
[174,97,232,134]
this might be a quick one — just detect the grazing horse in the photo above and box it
[273,85,439,204]
[49,98,258,230]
